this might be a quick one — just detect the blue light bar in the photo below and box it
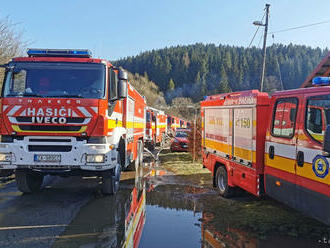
[312,76,330,85]
[27,49,92,58]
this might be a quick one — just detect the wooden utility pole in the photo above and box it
[260,4,270,92]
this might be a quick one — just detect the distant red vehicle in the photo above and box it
[170,128,190,152]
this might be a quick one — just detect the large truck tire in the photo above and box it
[15,170,44,193]
[215,166,234,198]
[102,163,121,195]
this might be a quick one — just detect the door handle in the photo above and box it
[297,151,304,167]
[269,145,274,159]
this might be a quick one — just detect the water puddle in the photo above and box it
[140,205,201,248]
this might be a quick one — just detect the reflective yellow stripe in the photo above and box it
[296,161,330,185]
[266,154,330,185]
[310,133,324,142]
[234,146,255,163]
[205,138,256,163]
[12,125,87,134]
[157,124,167,129]
[126,122,145,129]
[265,154,296,174]
[108,119,123,129]
[204,139,231,155]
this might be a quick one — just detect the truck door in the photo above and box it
[295,93,330,224]
[265,97,299,208]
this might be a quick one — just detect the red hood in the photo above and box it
[1,97,101,136]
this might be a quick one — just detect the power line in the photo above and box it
[270,20,330,34]
[272,34,284,90]
[248,25,261,48]
[248,12,265,48]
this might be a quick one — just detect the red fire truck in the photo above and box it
[167,115,181,132]
[145,107,167,149]
[201,87,330,225]
[0,49,146,194]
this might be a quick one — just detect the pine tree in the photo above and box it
[219,65,231,93]
[168,78,175,91]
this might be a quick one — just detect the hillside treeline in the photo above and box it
[115,43,328,102]
[127,72,167,108]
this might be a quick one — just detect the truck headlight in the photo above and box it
[0,153,11,162]
[86,154,105,163]
[89,145,106,150]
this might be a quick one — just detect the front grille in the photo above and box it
[15,117,85,123]
[28,145,72,152]
[31,165,70,170]
[29,138,71,143]
[19,125,82,132]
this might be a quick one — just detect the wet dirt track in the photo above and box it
[0,149,329,248]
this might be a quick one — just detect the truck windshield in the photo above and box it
[2,62,106,99]
[306,94,330,143]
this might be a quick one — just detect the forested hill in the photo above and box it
[115,43,328,102]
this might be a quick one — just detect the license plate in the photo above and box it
[34,154,61,162]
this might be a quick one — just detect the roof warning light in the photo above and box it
[27,49,92,58]
[312,77,330,86]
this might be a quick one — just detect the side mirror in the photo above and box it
[117,69,127,99]
[108,69,118,102]
[118,69,128,81]
[323,125,330,154]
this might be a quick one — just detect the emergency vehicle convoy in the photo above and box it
[201,86,330,225]
[0,48,146,194]
[167,115,188,132]
[145,106,167,149]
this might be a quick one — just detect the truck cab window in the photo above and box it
[3,69,27,96]
[272,98,298,138]
[306,94,330,143]
[146,111,151,122]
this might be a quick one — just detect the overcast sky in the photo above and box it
[1,0,329,60]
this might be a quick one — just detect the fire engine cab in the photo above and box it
[0,49,146,194]
[201,85,330,225]
[145,106,167,149]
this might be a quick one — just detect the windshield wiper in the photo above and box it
[47,94,84,98]
[6,93,19,97]
[22,93,43,97]
[6,93,43,97]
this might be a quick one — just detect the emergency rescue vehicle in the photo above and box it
[145,106,167,149]
[201,86,330,225]
[167,115,189,132]
[167,115,180,132]
[0,49,146,194]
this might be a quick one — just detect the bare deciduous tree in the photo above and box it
[0,16,27,86]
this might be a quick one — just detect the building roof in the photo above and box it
[301,52,330,88]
